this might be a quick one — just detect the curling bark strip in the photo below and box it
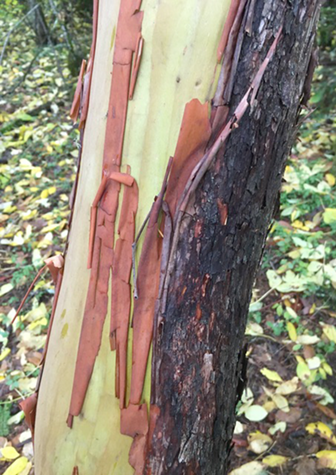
[79,0,99,129]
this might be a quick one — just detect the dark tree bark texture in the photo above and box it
[146,1,321,474]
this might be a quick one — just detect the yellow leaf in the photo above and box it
[306,422,336,445]
[27,317,48,331]
[3,456,28,475]
[3,205,17,214]
[47,186,56,195]
[321,324,336,343]
[40,189,49,199]
[18,462,32,475]
[323,208,336,224]
[323,362,333,376]
[0,283,13,298]
[271,394,289,412]
[286,322,297,342]
[248,431,272,454]
[288,249,301,259]
[229,461,265,475]
[263,400,276,413]
[276,377,299,395]
[296,360,311,384]
[316,450,336,469]
[292,220,309,231]
[0,446,20,461]
[21,210,37,221]
[0,348,11,362]
[262,455,288,467]
[326,173,336,186]
[260,368,283,382]
[319,367,327,379]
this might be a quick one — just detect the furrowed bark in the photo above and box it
[146,1,321,473]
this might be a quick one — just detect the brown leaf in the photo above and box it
[276,407,302,423]
[294,458,316,475]
[303,345,315,360]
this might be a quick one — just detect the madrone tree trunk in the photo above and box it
[29,0,321,474]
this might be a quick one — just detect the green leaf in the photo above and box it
[323,208,336,224]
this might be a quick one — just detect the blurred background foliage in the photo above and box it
[0,1,336,474]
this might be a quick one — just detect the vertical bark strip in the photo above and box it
[146,1,321,473]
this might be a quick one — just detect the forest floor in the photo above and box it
[1,4,336,475]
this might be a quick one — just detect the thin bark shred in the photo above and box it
[24,0,315,472]
[69,59,86,123]
[78,0,99,129]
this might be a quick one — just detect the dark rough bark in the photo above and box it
[146,1,321,474]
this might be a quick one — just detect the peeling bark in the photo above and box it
[30,0,321,473]
[146,1,321,473]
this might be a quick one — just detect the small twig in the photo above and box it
[0,4,40,66]
[11,264,47,324]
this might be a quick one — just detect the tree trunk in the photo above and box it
[30,0,321,474]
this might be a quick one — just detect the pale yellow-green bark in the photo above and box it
[34,1,232,474]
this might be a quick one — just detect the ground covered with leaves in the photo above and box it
[0,2,336,475]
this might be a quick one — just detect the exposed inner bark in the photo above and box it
[146,1,320,473]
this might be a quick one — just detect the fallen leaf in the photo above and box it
[262,454,288,467]
[0,284,13,298]
[296,360,315,385]
[260,368,283,382]
[271,394,289,413]
[234,421,244,435]
[294,458,316,475]
[325,173,336,186]
[0,348,11,362]
[315,402,336,420]
[276,377,299,395]
[248,432,272,454]
[316,450,336,469]
[276,407,301,424]
[268,421,286,435]
[287,321,297,341]
[245,322,264,336]
[229,461,266,475]
[0,446,20,461]
[307,356,321,370]
[308,385,334,405]
[323,208,336,224]
[321,323,336,343]
[245,405,268,422]
[306,422,336,445]
[3,456,28,475]
[297,335,320,345]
